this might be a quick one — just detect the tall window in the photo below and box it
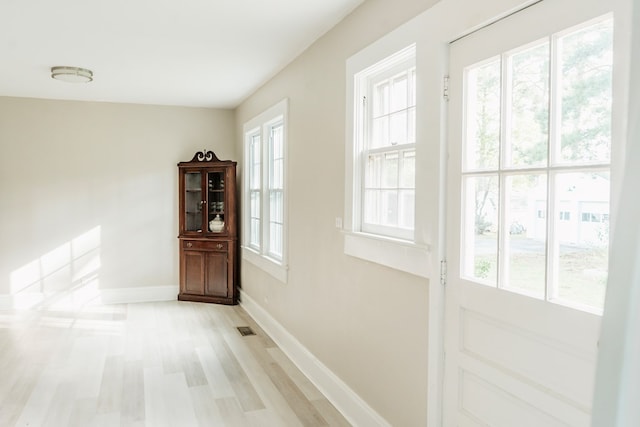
[354,45,416,241]
[243,100,288,280]
[461,17,613,311]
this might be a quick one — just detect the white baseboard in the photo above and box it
[0,285,178,310]
[240,290,391,427]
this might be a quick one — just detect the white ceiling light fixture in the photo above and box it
[51,66,93,83]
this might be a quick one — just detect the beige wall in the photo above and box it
[235,0,439,425]
[0,97,235,305]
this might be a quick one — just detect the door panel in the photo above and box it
[183,251,205,295]
[205,251,228,297]
[444,0,622,425]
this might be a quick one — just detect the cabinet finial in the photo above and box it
[190,150,222,162]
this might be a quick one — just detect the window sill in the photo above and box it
[242,247,288,284]
[343,231,430,278]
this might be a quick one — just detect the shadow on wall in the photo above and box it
[9,226,102,310]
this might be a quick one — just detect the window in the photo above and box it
[461,16,613,311]
[355,45,416,241]
[243,99,288,282]
[344,40,428,278]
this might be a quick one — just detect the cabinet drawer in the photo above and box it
[183,240,228,251]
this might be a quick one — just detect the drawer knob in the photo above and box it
[216,243,223,249]
[186,242,193,248]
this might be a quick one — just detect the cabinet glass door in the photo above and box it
[185,172,203,232]
[207,171,226,233]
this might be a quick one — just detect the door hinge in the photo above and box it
[443,75,450,101]
[440,259,447,286]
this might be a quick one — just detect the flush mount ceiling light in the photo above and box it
[51,66,93,83]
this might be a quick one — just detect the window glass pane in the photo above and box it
[269,191,283,224]
[507,42,549,167]
[391,73,408,112]
[371,116,389,149]
[399,150,415,189]
[399,189,415,229]
[559,19,613,164]
[390,111,408,146]
[366,153,382,188]
[463,175,499,285]
[408,107,416,143]
[250,191,260,247]
[363,189,380,225]
[250,192,260,218]
[381,152,399,188]
[269,223,283,259]
[250,218,260,246]
[465,59,501,170]
[250,135,261,190]
[269,190,283,259]
[271,159,283,189]
[504,174,547,298]
[409,67,416,106]
[271,124,284,158]
[270,124,284,190]
[373,81,389,117]
[381,190,398,226]
[553,172,609,309]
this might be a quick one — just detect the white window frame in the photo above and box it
[345,37,429,278]
[355,46,416,241]
[242,99,288,283]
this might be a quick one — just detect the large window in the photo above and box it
[461,16,613,311]
[243,99,288,282]
[354,45,416,241]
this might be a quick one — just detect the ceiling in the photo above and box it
[0,0,364,108]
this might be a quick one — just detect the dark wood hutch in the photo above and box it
[178,150,238,305]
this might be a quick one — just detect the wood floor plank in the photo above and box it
[11,367,64,427]
[220,329,304,426]
[121,360,145,426]
[189,385,225,427]
[215,397,250,427]
[96,355,124,414]
[195,345,236,399]
[143,367,199,427]
[177,342,208,387]
[207,332,266,412]
[267,347,325,401]
[311,399,353,427]
[42,381,77,427]
[261,360,329,426]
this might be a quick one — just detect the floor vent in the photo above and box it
[237,326,256,336]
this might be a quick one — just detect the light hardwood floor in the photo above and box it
[0,301,351,427]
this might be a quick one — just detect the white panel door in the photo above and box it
[444,0,628,425]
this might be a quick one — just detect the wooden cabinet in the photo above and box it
[178,150,238,305]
